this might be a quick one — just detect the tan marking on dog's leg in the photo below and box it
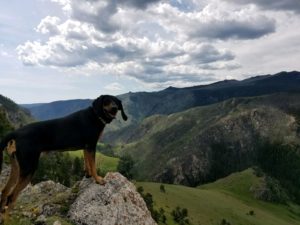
[83,150,92,177]
[85,150,105,185]
[6,174,32,212]
[0,155,19,212]
[6,140,16,156]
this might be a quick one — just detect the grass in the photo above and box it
[136,169,300,225]
[67,150,119,175]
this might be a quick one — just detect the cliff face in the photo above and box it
[0,165,156,225]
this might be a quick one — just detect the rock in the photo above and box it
[18,180,72,217]
[68,172,157,225]
[0,164,10,190]
[35,214,47,225]
[53,220,62,225]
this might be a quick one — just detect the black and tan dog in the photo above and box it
[0,95,127,216]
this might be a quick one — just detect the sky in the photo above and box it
[0,0,300,104]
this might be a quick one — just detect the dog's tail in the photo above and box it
[0,132,15,174]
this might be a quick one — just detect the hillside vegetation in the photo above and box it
[0,107,13,139]
[0,94,33,128]
[137,169,300,225]
[110,93,300,186]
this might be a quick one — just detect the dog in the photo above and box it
[0,95,127,215]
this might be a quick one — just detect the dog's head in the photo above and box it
[92,95,128,124]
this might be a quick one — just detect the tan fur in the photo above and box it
[5,140,16,156]
[84,150,105,185]
[0,155,20,215]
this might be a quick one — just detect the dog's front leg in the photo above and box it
[84,149,106,185]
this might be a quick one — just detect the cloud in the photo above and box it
[36,16,61,35]
[104,82,124,91]
[226,0,300,14]
[18,0,283,88]
[151,2,276,41]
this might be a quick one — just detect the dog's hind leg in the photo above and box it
[6,173,32,212]
[0,154,19,213]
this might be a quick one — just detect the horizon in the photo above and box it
[19,70,298,104]
[1,0,300,104]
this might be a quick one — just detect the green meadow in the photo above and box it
[67,150,119,175]
[136,169,300,225]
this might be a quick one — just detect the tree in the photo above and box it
[171,206,190,225]
[0,108,13,139]
[117,154,134,179]
[73,156,84,181]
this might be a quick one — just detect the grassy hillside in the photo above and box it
[137,169,300,225]
[115,93,300,186]
[68,150,119,175]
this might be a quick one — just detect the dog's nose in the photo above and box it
[111,107,118,114]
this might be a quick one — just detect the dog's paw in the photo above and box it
[85,173,91,178]
[95,176,106,185]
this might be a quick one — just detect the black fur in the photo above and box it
[0,95,127,177]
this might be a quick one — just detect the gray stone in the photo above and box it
[68,172,157,225]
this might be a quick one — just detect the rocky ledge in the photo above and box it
[0,165,156,225]
[69,172,156,225]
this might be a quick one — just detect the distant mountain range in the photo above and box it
[22,71,300,129]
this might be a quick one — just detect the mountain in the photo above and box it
[22,71,300,131]
[22,99,92,121]
[0,94,33,129]
[108,93,300,187]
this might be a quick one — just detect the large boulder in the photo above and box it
[68,172,157,225]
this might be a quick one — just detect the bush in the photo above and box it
[160,184,166,193]
[171,206,190,225]
[220,219,231,225]
[137,186,166,223]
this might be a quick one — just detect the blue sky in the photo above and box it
[1,0,300,103]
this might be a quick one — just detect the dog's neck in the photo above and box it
[90,106,108,126]
[97,116,107,125]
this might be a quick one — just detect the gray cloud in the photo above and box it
[188,45,235,64]
[70,0,164,33]
[190,18,276,40]
[227,0,300,13]
[17,0,245,87]
[120,0,163,9]
[70,1,119,33]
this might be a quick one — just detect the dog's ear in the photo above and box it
[92,95,105,116]
[114,97,128,121]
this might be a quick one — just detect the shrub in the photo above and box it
[171,206,190,225]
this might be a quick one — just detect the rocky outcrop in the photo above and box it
[68,172,157,225]
[1,166,155,225]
